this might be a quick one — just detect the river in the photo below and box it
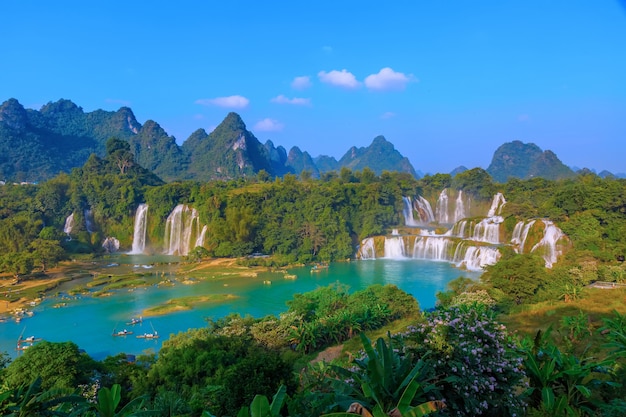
[0,256,480,360]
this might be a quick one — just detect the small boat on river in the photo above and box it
[310,263,329,273]
[113,329,133,337]
[137,322,159,339]
[136,332,159,339]
[126,317,143,325]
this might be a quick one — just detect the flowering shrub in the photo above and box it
[406,306,527,416]
[450,290,496,311]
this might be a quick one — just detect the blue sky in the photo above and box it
[2,1,625,175]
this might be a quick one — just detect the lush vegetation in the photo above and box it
[2,141,626,415]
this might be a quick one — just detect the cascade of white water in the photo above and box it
[402,197,419,226]
[487,192,506,217]
[451,220,469,238]
[436,189,449,224]
[164,205,201,256]
[458,246,501,271]
[84,209,95,233]
[530,220,564,268]
[130,204,149,254]
[453,190,467,223]
[416,196,435,223]
[411,236,452,261]
[471,216,502,244]
[358,237,376,259]
[102,237,120,253]
[384,237,406,259]
[63,213,75,235]
[195,225,208,249]
[511,219,536,253]
[511,221,524,244]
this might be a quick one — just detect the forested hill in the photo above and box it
[487,141,576,183]
[0,98,418,182]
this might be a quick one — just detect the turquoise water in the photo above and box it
[0,258,480,360]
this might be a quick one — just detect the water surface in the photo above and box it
[1,257,480,360]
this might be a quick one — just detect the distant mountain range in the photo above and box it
[0,98,621,182]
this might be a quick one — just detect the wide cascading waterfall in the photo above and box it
[531,220,564,268]
[511,219,536,253]
[130,204,149,254]
[416,196,435,223]
[436,189,449,224]
[412,236,452,261]
[487,192,506,217]
[358,237,376,259]
[384,237,406,259]
[402,197,419,226]
[164,205,201,256]
[63,213,75,236]
[363,190,568,271]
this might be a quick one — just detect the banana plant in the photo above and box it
[323,333,443,417]
[233,385,287,417]
[0,376,85,417]
[522,329,614,416]
[82,384,155,417]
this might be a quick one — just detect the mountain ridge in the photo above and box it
[1,98,616,182]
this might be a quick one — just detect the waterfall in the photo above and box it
[412,236,452,261]
[102,237,120,253]
[358,237,376,259]
[84,209,95,233]
[487,192,506,217]
[384,237,406,259]
[453,190,467,222]
[436,189,449,223]
[164,205,201,256]
[531,220,564,268]
[471,216,502,244]
[511,219,536,253]
[195,225,208,249]
[416,196,435,223]
[457,246,501,271]
[451,220,468,238]
[130,204,149,254]
[63,213,75,236]
[402,197,419,226]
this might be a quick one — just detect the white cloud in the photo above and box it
[195,95,249,109]
[380,112,396,119]
[364,67,414,91]
[291,76,312,90]
[271,95,311,106]
[254,118,284,132]
[318,69,360,89]
[322,45,333,54]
